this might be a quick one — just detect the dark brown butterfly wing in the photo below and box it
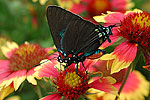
[46,6,81,49]
[62,19,100,54]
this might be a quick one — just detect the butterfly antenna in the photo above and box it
[48,57,58,60]
[81,62,88,75]
[32,57,57,68]
[50,53,59,56]
[76,63,86,84]
[109,23,121,28]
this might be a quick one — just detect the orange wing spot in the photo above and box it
[68,54,72,58]
[78,52,84,56]
[87,52,103,59]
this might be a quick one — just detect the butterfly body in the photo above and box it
[57,49,86,66]
[55,24,114,66]
[46,6,115,74]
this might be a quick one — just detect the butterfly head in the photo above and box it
[107,24,117,34]
[96,24,117,43]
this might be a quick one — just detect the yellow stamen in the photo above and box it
[65,72,81,88]
[132,13,150,28]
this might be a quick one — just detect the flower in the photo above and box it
[5,96,20,100]
[33,60,118,100]
[57,0,80,10]
[93,9,150,73]
[70,0,134,19]
[32,0,48,5]
[87,60,149,100]
[0,83,15,100]
[0,41,55,99]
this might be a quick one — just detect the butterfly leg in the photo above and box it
[81,62,88,75]
[64,64,68,77]
[76,63,86,84]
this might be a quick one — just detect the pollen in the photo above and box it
[65,72,81,88]
[132,12,150,28]
[119,11,150,51]
[9,43,49,71]
[57,67,89,99]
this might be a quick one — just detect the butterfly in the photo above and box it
[46,5,116,78]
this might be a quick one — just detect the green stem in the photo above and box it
[114,65,132,100]
[34,85,42,98]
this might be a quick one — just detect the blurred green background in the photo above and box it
[0,0,150,100]
[0,0,150,47]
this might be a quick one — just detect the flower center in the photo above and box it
[65,72,81,88]
[132,13,150,28]
[119,12,150,51]
[9,43,49,71]
[57,67,88,99]
[87,0,111,17]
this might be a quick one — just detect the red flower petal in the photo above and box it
[34,60,58,79]
[113,41,137,62]
[89,76,117,95]
[0,70,26,91]
[40,93,62,100]
[27,68,37,85]
[0,60,12,79]
[70,3,86,14]
[105,12,125,23]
